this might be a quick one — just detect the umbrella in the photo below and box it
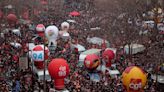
[157,23,164,31]
[10,42,22,48]
[124,44,145,54]
[12,29,21,36]
[87,37,110,47]
[4,5,13,9]
[71,44,86,52]
[62,32,70,37]
[61,32,70,39]
[66,19,76,23]
[69,11,80,17]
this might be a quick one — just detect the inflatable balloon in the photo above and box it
[61,32,70,40]
[45,25,59,46]
[7,14,17,23]
[61,22,70,31]
[36,24,45,37]
[102,49,115,67]
[48,58,70,90]
[32,45,49,69]
[122,66,147,92]
[84,54,100,70]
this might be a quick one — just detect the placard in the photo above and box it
[32,51,44,61]
[19,56,28,70]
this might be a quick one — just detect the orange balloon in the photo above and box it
[122,66,147,92]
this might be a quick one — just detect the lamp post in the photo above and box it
[43,30,46,92]
[156,65,159,91]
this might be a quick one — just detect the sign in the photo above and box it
[48,30,55,37]
[19,56,28,70]
[129,79,142,91]
[85,60,91,67]
[32,51,44,61]
[58,66,66,77]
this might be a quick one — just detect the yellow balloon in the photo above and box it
[122,66,147,92]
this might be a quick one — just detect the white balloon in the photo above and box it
[61,22,70,31]
[45,25,59,40]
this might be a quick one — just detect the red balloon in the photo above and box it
[36,24,45,37]
[7,14,17,23]
[84,54,100,70]
[102,49,115,67]
[102,49,115,60]
[48,58,70,90]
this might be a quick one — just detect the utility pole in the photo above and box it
[43,29,46,92]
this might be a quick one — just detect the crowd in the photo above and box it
[0,0,164,92]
